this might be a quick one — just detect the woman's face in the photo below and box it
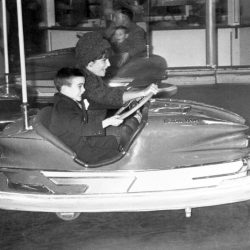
[87,56,111,77]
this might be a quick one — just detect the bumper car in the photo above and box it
[1,3,250,221]
[10,47,168,102]
[0,87,250,220]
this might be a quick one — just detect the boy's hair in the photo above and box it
[54,67,83,91]
[115,26,129,35]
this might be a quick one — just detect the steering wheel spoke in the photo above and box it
[117,93,154,120]
[115,100,133,116]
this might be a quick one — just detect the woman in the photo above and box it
[75,31,158,122]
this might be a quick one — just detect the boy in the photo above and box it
[111,26,130,68]
[112,26,130,54]
[49,67,123,164]
[104,7,146,67]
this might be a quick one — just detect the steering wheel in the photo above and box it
[114,99,134,116]
[114,93,154,120]
[114,84,178,120]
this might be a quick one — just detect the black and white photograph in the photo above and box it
[1,0,250,249]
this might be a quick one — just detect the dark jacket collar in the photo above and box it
[54,92,83,108]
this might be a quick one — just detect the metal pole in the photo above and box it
[146,0,150,58]
[206,0,217,67]
[0,0,19,99]
[16,0,30,130]
[2,0,9,77]
[1,0,10,96]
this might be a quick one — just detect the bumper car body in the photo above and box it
[0,97,250,219]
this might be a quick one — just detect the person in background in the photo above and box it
[112,26,130,54]
[110,26,131,68]
[49,67,123,164]
[104,5,167,86]
[112,0,146,16]
[75,31,158,122]
[105,7,146,68]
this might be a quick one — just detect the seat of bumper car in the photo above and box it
[34,106,75,156]
[34,106,144,167]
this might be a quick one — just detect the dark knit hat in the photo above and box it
[75,31,111,68]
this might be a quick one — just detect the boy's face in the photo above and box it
[114,29,128,43]
[113,11,130,27]
[87,57,110,77]
[62,76,85,102]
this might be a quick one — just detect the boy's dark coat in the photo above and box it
[49,93,119,163]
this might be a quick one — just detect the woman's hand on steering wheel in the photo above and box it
[114,84,159,120]
[113,83,159,121]
[143,83,159,97]
[116,92,154,120]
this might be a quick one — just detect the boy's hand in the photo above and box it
[143,83,159,96]
[102,115,123,128]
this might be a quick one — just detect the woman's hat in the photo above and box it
[75,31,110,68]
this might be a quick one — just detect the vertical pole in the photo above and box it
[146,0,150,58]
[2,0,9,95]
[227,0,240,25]
[0,0,19,99]
[16,0,30,130]
[43,0,55,52]
[2,0,9,76]
[43,0,55,27]
[206,0,217,67]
